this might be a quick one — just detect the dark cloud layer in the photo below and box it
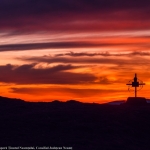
[0,41,148,52]
[55,51,150,57]
[55,52,112,57]
[0,0,149,32]
[0,64,97,84]
[21,56,125,64]
[0,0,150,17]
[0,41,128,52]
[20,51,150,65]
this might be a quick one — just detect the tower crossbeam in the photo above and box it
[126,73,145,97]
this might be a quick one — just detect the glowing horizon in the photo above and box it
[0,1,150,103]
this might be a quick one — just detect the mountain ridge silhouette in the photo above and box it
[0,95,150,105]
[0,95,150,149]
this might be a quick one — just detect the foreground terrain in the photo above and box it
[0,97,150,150]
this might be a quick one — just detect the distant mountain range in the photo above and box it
[0,96,150,105]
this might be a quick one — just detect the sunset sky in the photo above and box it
[0,0,150,103]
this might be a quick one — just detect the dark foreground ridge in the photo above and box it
[1,97,150,149]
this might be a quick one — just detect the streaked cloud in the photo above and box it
[55,51,150,57]
[19,52,150,66]
[1,40,149,52]
[0,41,132,52]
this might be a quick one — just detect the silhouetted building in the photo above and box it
[126,97,147,105]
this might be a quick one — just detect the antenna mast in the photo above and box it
[126,73,145,97]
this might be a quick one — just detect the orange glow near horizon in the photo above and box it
[0,1,150,104]
[0,70,150,103]
[0,31,150,103]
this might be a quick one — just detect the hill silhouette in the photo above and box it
[0,96,25,106]
[1,96,150,149]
